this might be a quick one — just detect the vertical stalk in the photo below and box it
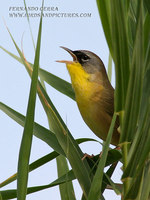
[122,142,130,199]
[107,53,112,82]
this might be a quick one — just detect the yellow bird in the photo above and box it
[57,47,120,146]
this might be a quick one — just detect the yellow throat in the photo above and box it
[66,62,91,97]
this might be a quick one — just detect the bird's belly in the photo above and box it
[72,79,119,145]
[76,97,112,142]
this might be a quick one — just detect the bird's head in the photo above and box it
[57,46,106,75]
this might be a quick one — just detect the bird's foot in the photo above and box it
[82,146,121,161]
[114,146,121,150]
[82,153,95,161]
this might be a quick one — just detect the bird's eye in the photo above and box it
[81,55,89,62]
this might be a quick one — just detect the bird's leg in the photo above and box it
[115,146,121,150]
[82,153,95,161]
[82,146,121,160]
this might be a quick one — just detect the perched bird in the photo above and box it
[57,47,120,146]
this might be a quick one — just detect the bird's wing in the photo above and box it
[102,87,120,129]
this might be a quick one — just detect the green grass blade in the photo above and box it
[104,174,121,195]
[122,105,150,180]
[87,114,117,200]
[0,170,76,199]
[39,68,75,100]
[0,151,59,188]
[57,155,76,200]
[0,102,65,155]
[128,1,137,51]
[101,163,118,193]
[0,102,98,162]
[0,138,96,188]
[24,0,48,92]
[0,46,22,63]
[143,14,150,57]
[97,0,129,112]
[110,0,130,111]
[120,0,144,143]
[0,151,121,199]
[23,0,35,50]
[82,162,120,200]
[138,158,150,200]
[107,53,112,82]
[105,149,122,166]
[128,159,150,200]
[120,2,150,197]
[17,4,43,199]
[96,0,112,55]
[0,102,98,158]
[0,46,75,100]
[144,0,150,14]
[124,167,143,199]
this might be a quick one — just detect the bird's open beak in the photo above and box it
[56,46,77,64]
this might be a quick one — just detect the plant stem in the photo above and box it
[122,142,129,198]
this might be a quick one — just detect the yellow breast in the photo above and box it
[66,62,111,139]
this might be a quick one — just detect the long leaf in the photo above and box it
[17,4,43,199]
[144,0,150,14]
[87,114,117,200]
[107,53,112,82]
[143,14,150,57]
[0,170,75,199]
[120,0,144,144]
[101,162,119,194]
[0,102,65,155]
[0,151,59,188]
[0,153,121,199]
[39,68,75,100]
[0,138,97,188]
[57,155,76,200]
[138,158,150,200]
[110,0,130,111]
[96,0,112,55]
[121,1,145,181]
[23,0,35,50]
[0,46,75,100]
[0,101,98,158]
[104,174,121,195]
